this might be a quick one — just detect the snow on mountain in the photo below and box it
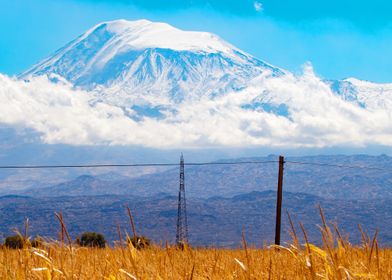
[22,19,284,106]
[330,78,392,110]
[22,19,391,112]
[0,19,389,149]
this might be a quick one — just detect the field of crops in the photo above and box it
[1,209,391,279]
[1,241,391,279]
[1,231,391,279]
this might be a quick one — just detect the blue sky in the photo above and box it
[1,0,392,82]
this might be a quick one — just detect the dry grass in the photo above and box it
[1,242,392,279]
[1,208,392,279]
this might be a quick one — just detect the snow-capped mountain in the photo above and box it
[1,19,389,149]
[22,19,392,112]
[22,19,284,105]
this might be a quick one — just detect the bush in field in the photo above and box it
[127,235,150,249]
[76,232,106,248]
[4,235,24,249]
[31,237,43,248]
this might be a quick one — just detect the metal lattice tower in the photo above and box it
[176,153,189,246]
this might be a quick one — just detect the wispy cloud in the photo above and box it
[0,67,391,148]
[253,1,263,12]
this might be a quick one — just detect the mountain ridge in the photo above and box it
[1,190,391,247]
[16,154,392,200]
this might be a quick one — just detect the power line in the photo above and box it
[286,160,392,172]
[0,160,278,170]
[0,159,389,171]
[186,160,278,166]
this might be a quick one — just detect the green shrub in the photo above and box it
[127,235,150,249]
[76,232,106,248]
[4,235,24,249]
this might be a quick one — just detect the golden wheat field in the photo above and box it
[1,209,391,279]
[1,234,392,279]
[1,242,392,279]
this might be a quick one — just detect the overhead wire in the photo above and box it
[0,159,389,172]
[0,160,278,169]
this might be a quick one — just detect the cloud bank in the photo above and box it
[0,68,391,149]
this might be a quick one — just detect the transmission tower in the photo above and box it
[176,153,189,246]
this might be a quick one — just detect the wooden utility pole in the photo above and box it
[275,155,285,245]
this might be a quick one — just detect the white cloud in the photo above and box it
[254,1,263,12]
[0,69,391,149]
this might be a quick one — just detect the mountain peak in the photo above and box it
[21,19,282,103]
[85,19,237,54]
[93,19,158,35]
